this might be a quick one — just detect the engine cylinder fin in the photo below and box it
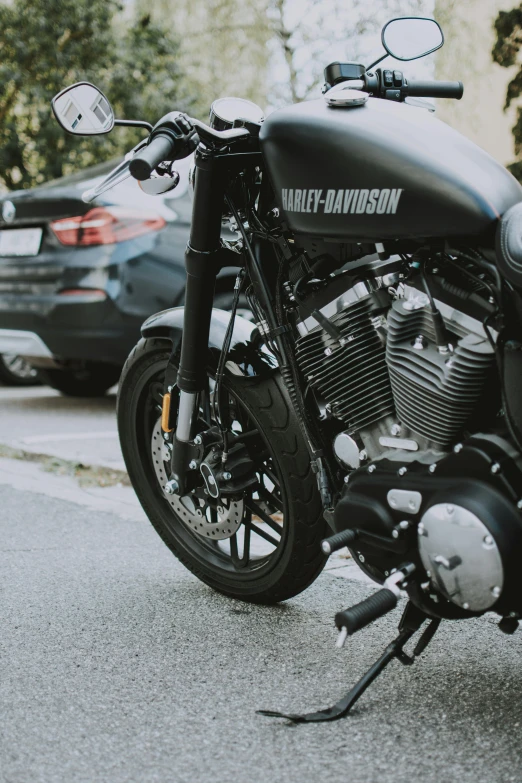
[386,301,495,448]
[296,293,395,432]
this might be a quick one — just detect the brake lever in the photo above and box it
[82,138,149,203]
[404,96,436,112]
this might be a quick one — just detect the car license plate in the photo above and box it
[0,228,42,257]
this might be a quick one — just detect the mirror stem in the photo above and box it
[115,119,153,132]
[366,52,388,71]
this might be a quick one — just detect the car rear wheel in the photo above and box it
[0,354,40,386]
[39,362,121,397]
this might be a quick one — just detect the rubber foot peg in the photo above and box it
[321,529,358,555]
[335,589,398,635]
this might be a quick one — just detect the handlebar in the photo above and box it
[128,116,251,182]
[326,68,464,104]
[129,133,177,181]
[403,79,463,100]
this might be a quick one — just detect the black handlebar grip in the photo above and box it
[129,133,176,181]
[335,589,398,636]
[405,80,463,100]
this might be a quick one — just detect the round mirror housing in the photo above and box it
[382,17,444,62]
[52,82,114,135]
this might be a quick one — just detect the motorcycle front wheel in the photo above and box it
[117,337,327,603]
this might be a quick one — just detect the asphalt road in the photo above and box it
[2,472,522,783]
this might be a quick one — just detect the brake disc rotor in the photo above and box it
[151,418,244,540]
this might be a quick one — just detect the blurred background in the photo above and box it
[1,0,522,193]
[0,0,521,393]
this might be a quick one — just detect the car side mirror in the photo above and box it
[51,82,114,135]
[382,17,444,62]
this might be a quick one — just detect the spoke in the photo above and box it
[261,464,279,488]
[249,522,280,548]
[246,500,283,535]
[229,532,239,563]
[257,485,283,513]
[150,382,164,408]
[229,518,250,569]
[242,515,251,566]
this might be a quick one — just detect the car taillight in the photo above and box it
[50,207,166,246]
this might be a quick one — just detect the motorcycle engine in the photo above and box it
[295,266,496,461]
[295,257,522,619]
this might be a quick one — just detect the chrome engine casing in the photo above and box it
[418,503,504,612]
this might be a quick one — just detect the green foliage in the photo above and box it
[0,1,192,190]
[493,6,522,171]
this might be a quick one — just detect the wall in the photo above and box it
[435,0,517,165]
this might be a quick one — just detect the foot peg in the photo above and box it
[335,589,398,645]
[334,564,415,646]
[321,529,358,555]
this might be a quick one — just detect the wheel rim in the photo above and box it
[3,354,37,380]
[135,356,288,579]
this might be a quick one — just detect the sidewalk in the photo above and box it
[0,385,124,470]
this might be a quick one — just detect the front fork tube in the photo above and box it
[168,151,225,492]
[176,391,198,442]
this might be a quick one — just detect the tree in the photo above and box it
[135,0,271,115]
[493,5,522,180]
[0,0,193,190]
[267,0,430,107]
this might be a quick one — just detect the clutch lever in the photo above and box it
[82,138,149,203]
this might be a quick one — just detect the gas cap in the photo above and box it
[325,87,369,108]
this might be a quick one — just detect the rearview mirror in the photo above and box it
[52,82,114,135]
[382,17,443,62]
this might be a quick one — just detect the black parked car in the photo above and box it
[0,158,245,396]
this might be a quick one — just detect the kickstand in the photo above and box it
[258,602,440,724]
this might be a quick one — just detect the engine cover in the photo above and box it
[333,434,522,618]
[418,500,504,612]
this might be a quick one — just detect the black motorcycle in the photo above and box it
[52,17,522,722]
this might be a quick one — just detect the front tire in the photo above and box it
[117,337,327,603]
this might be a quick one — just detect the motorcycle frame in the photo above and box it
[158,136,522,499]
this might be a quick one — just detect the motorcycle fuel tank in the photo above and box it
[260,97,522,242]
